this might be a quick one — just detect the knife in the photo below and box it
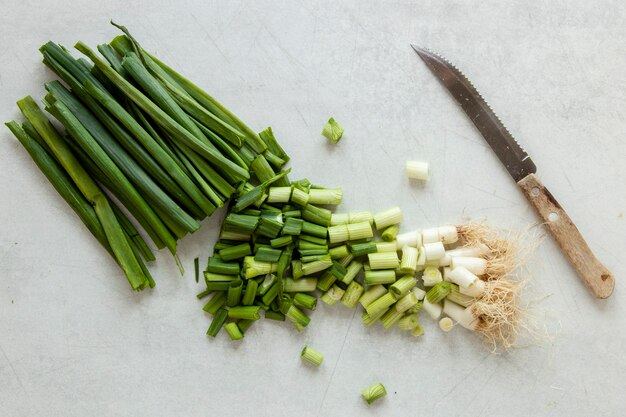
[412,45,614,299]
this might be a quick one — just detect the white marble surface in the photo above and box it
[1,1,625,416]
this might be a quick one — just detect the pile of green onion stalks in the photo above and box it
[6,23,290,290]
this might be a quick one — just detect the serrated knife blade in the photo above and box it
[412,45,614,298]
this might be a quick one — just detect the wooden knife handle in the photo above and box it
[518,173,614,298]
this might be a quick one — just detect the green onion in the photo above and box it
[397,314,420,331]
[321,117,344,144]
[361,383,386,404]
[267,186,292,203]
[255,247,282,263]
[240,280,258,306]
[301,256,333,276]
[219,243,252,261]
[293,293,318,310]
[265,310,286,321]
[298,240,328,251]
[362,309,387,327]
[258,126,289,164]
[341,281,364,308]
[400,246,418,274]
[286,305,310,331]
[204,272,238,282]
[256,216,283,238]
[346,221,373,241]
[366,292,397,317]
[204,282,232,292]
[395,292,419,312]
[373,206,403,230]
[308,188,342,205]
[224,322,244,340]
[301,221,327,238]
[271,235,293,248]
[223,213,259,234]
[196,289,213,299]
[329,261,347,281]
[207,308,229,337]
[290,187,310,207]
[349,241,377,257]
[228,306,261,320]
[279,294,293,314]
[426,281,452,304]
[358,285,387,308]
[381,308,404,329]
[339,260,363,285]
[327,224,349,243]
[292,260,304,280]
[364,270,396,286]
[446,283,475,307]
[406,300,423,314]
[301,345,324,366]
[206,257,240,275]
[244,257,277,279]
[237,319,255,334]
[368,252,400,270]
[261,282,281,305]
[329,244,350,259]
[375,242,398,253]
[316,271,337,292]
[202,292,227,314]
[284,278,318,293]
[321,284,345,305]
[302,204,332,227]
[256,274,278,296]
[299,234,327,246]
[283,209,301,218]
[194,257,200,283]
[389,275,417,297]
[219,230,250,241]
[226,279,243,307]
[412,324,425,337]
[382,225,400,242]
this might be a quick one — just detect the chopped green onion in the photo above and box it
[256,216,283,238]
[204,282,232,291]
[241,280,258,305]
[446,283,475,307]
[301,253,329,263]
[327,224,349,243]
[261,282,281,305]
[258,126,289,164]
[302,204,332,227]
[405,301,423,314]
[301,345,324,366]
[237,319,255,334]
[330,212,349,225]
[422,266,443,286]
[341,281,364,308]
[346,221,373,241]
[267,186,292,203]
[228,306,261,320]
[381,308,404,329]
[366,291,397,317]
[299,234,328,246]
[340,260,363,285]
[226,279,243,306]
[202,291,227,314]
[286,305,310,331]
[316,271,337,292]
[426,281,452,304]
[329,244,350,259]
[397,314,420,331]
[439,317,455,332]
[196,289,213,299]
[207,308,229,337]
[219,230,251,241]
[219,243,252,261]
[368,252,400,270]
[382,225,400,242]
[301,221,327,238]
[224,322,244,340]
[284,278,318,293]
[301,256,333,275]
[279,293,293,314]
[290,187,310,207]
[265,310,286,321]
[359,285,387,308]
[293,293,318,310]
[395,292,418,312]
[400,246,418,274]
[194,257,200,283]
[292,260,304,280]
[204,272,238,282]
[244,256,277,279]
[223,213,259,234]
[255,246,282,262]
[389,275,417,297]
[362,308,387,327]
[283,209,302,218]
[339,254,355,267]
[412,324,425,337]
[349,241,377,257]
[329,261,347,280]
[282,217,303,235]
[321,117,344,144]
[375,242,398,253]
[361,383,386,404]
[321,284,345,305]
[270,235,293,248]
[206,257,241,275]
[364,270,396,285]
[298,240,328,251]
[406,160,429,180]
[308,188,343,205]
[373,206,403,230]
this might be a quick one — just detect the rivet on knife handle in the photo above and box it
[518,174,614,298]
[412,45,614,298]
